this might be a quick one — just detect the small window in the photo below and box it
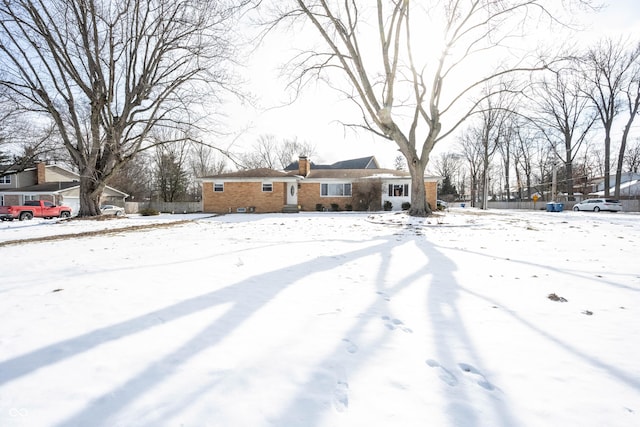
[0,175,10,184]
[214,183,224,192]
[262,183,273,192]
[388,184,409,197]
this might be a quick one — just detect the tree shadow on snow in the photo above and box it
[0,230,412,426]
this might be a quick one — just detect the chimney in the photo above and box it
[298,156,310,177]
[37,162,47,184]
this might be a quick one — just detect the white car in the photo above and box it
[572,198,622,212]
[100,204,126,216]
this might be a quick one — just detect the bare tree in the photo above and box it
[0,0,250,216]
[580,38,639,197]
[529,66,596,200]
[240,134,316,169]
[459,130,483,208]
[473,84,516,208]
[624,139,640,173]
[268,0,595,216]
[429,152,461,200]
[107,152,153,202]
[513,125,539,200]
[393,155,407,171]
[276,136,316,169]
[190,144,228,178]
[0,91,58,176]
[240,134,281,169]
[153,141,190,203]
[615,43,640,197]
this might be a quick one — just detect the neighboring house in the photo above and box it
[590,172,640,198]
[0,163,128,215]
[199,156,441,214]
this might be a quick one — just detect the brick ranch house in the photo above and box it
[198,156,441,214]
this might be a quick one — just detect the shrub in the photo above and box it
[330,203,340,212]
[139,207,160,216]
[315,203,324,212]
[345,204,353,211]
[383,201,392,211]
[401,202,411,210]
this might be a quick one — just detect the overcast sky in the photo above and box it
[223,2,640,169]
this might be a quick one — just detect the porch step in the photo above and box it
[282,204,299,213]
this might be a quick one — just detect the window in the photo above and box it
[24,195,37,202]
[262,182,273,192]
[0,175,10,184]
[389,184,409,197]
[214,183,224,192]
[321,183,352,197]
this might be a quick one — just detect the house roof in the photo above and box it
[197,157,441,182]
[11,182,79,192]
[283,156,379,171]
[0,181,129,197]
[199,168,296,180]
[303,168,407,179]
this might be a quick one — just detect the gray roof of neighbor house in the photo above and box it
[283,156,379,171]
[0,182,79,192]
[302,168,411,179]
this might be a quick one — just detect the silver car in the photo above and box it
[100,204,126,216]
[572,198,622,212]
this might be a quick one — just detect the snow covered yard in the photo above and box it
[0,209,639,427]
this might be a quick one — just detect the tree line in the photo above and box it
[3,1,635,216]
[429,37,640,207]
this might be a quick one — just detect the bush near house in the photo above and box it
[139,207,160,216]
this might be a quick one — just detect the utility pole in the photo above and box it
[551,163,557,201]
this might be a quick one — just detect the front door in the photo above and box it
[287,182,298,206]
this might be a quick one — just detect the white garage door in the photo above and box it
[62,197,80,216]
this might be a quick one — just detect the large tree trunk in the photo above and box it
[78,171,104,217]
[407,160,430,216]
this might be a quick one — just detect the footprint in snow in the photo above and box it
[376,291,391,301]
[425,359,458,386]
[381,316,413,333]
[459,363,495,391]
[333,380,349,412]
[342,338,358,354]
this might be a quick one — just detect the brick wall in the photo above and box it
[298,180,438,212]
[2,195,20,206]
[425,181,437,209]
[37,163,47,184]
[202,179,439,213]
[202,181,287,213]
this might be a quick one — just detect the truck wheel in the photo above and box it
[59,211,71,219]
[19,212,34,221]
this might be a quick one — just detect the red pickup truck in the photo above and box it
[0,200,72,221]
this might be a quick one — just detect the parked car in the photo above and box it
[100,205,125,216]
[572,198,622,212]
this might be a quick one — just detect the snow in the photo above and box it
[1,208,639,427]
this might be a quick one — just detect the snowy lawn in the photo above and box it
[0,209,639,427]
